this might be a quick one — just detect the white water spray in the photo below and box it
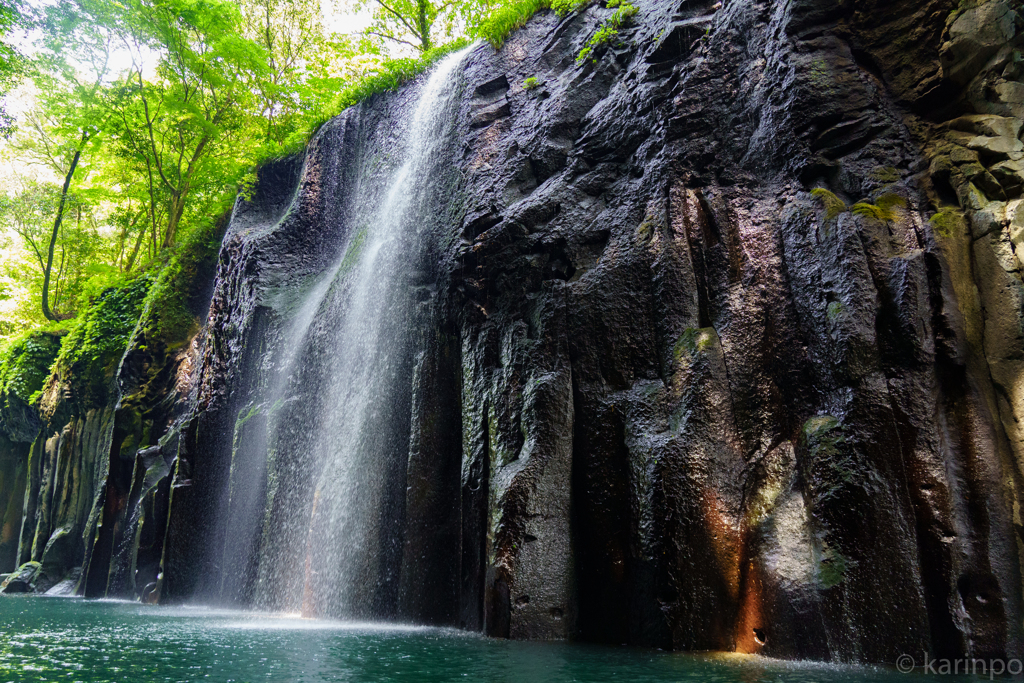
[222,47,472,618]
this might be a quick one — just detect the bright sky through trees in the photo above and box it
[0,0,518,335]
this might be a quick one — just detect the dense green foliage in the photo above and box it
[52,274,151,376]
[476,0,587,48]
[476,0,547,48]
[0,327,62,404]
[0,0,22,138]
[0,0,609,412]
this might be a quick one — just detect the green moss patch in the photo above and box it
[817,543,849,589]
[812,188,906,223]
[673,327,716,360]
[0,329,64,406]
[48,275,153,407]
[138,219,225,350]
[338,226,370,278]
[869,166,900,184]
[929,207,965,239]
[811,188,847,220]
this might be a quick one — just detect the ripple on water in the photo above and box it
[0,597,978,683]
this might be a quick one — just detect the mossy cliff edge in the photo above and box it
[0,224,221,597]
[2,0,1024,667]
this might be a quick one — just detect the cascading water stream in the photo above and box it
[221,46,471,620]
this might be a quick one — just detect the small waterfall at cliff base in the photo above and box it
[218,48,470,620]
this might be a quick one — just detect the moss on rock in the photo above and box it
[138,221,225,351]
[42,275,153,415]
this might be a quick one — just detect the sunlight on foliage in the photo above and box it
[0,0,608,389]
[476,0,589,48]
[476,0,548,48]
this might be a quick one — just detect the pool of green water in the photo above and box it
[0,596,970,682]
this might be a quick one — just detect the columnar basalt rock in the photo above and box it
[427,0,1024,660]
[1,0,1023,667]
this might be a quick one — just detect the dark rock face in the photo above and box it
[384,0,1021,662]
[437,0,1022,659]
[2,0,1024,666]
[0,250,215,603]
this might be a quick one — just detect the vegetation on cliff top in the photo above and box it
[0,326,61,406]
[46,272,151,406]
[0,0,610,416]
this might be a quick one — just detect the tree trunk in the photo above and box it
[163,194,186,249]
[42,145,83,322]
[125,218,148,273]
[417,0,431,51]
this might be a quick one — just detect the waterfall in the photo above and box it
[220,47,471,620]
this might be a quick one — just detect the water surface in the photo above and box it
[0,597,966,682]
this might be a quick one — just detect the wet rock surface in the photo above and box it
[2,0,1024,666]
[392,0,1024,661]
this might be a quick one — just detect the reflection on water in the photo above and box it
[0,597,976,682]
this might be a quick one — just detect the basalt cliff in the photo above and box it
[2,0,1024,665]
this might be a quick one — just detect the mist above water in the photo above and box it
[218,47,471,620]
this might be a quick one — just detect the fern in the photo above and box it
[811,188,847,220]
[576,1,638,63]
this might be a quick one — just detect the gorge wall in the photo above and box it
[2,0,1024,666]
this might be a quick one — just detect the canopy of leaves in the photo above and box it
[0,0,24,138]
[0,0,604,404]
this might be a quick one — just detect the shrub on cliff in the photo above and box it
[0,328,63,440]
[41,274,153,413]
[136,218,226,352]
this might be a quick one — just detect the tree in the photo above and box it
[0,0,24,139]
[241,0,324,144]
[15,0,113,320]
[0,178,107,321]
[102,0,269,250]
[239,0,385,151]
[353,0,494,52]
[0,0,499,335]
